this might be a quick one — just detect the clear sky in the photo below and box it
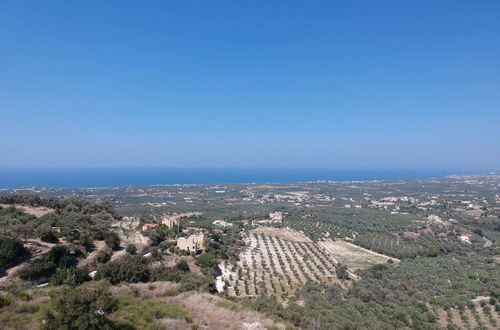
[1,1,499,169]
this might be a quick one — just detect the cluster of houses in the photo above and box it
[141,211,284,254]
[141,214,214,254]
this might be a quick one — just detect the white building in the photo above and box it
[177,233,207,253]
[212,220,233,228]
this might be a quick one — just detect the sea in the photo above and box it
[0,168,482,189]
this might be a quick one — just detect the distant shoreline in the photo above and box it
[0,168,494,190]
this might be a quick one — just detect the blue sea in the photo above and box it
[0,168,481,189]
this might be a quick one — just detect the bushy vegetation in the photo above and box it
[43,282,117,329]
[1,177,498,329]
[125,244,137,255]
[96,255,150,284]
[196,253,217,272]
[19,246,77,281]
[50,267,90,286]
[94,254,217,293]
[246,284,440,329]
[0,237,27,268]
[205,226,245,260]
[350,254,500,309]
[0,196,121,245]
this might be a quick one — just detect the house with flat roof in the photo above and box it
[177,233,207,253]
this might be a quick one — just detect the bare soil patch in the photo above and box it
[251,227,312,242]
[0,239,58,283]
[115,216,151,253]
[319,239,397,270]
[170,291,288,329]
[110,284,289,329]
[77,240,107,270]
[0,204,54,217]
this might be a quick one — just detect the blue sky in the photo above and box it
[1,1,499,169]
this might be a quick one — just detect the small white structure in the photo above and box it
[458,234,472,243]
[212,220,233,228]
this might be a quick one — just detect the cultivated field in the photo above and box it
[318,239,397,270]
[435,299,499,329]
[219,228,341,300]
[251,226,312,242]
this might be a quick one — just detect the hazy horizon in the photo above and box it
[0,167,496,189]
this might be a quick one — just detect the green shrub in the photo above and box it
[175,259,190,272]
[44,282,117,329]
[39,229,59,243]
[0,237,27,267]
[126,244,137,255]
[96,250,110,263]
[19,261,57,281]
[196,253,217,271]
[163,288,179,297]
[45,246,75,268]
[95,255,150,284]
[18,291,31,302]
[103,232,120,250]
[179,273,216,293]
[50,267,90,286]
[0,294,13,308]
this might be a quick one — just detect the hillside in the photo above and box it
[0,176,499,329]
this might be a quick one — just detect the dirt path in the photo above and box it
[0,239,57,283]
[77,240,107,269]
[115,216,151,253]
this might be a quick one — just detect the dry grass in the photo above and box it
[0,204,54,217]
[251,227,312,242]
[318,239,396,270]
[115,216,151,254]
[169,291,289,330]
[111,281,181,299]
[111,283,290,329]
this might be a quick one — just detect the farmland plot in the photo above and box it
[318,239,397,270]
[435,301,499,329]
[219,227,341,299]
